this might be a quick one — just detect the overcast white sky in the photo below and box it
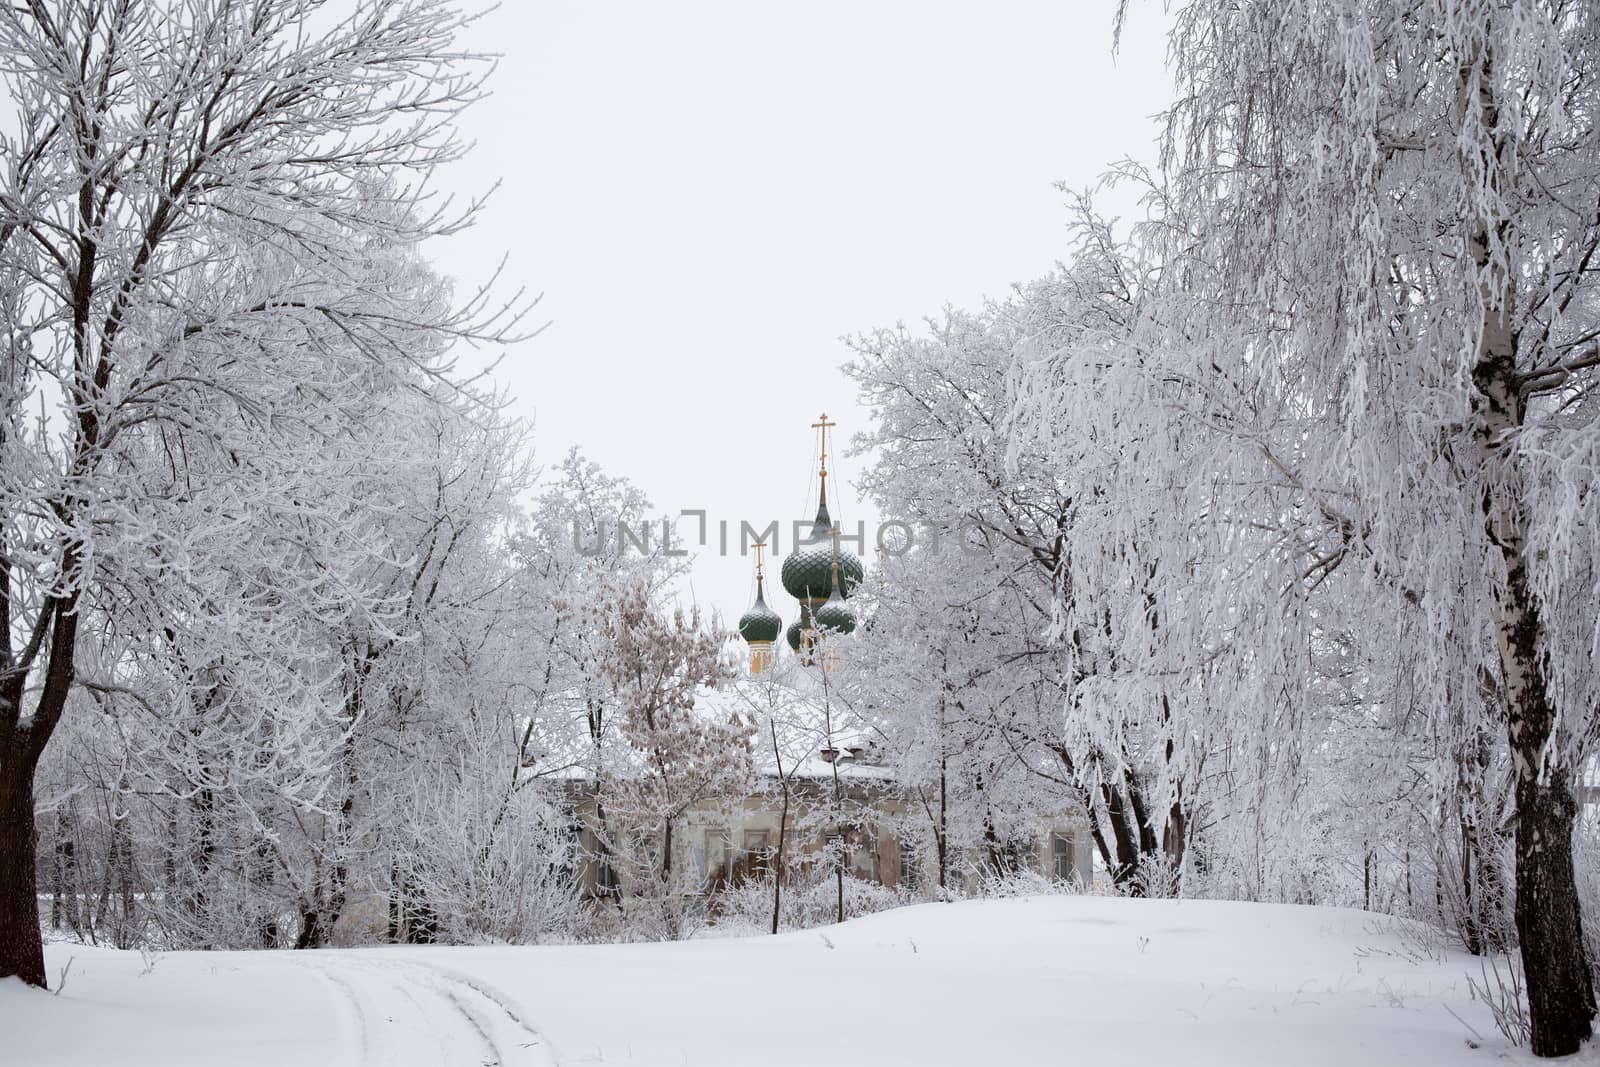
[428,1,1174,629]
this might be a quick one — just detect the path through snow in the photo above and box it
[1,944,555,1067]
[3,896,1575,1065]
[297,955,556,1067]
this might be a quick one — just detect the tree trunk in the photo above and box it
[1100,780,1143,893]
[1514,767,1593,1056]
[982,810,1004,877]
[296,908,330,950]
[388,865,438,946]
[387,860,404,943]
[1363,846,1373,911]
[0,763,44,987]
[1460,811,1482,957]
[0,594,80,987]
[298,741,359,950]
[660,816,673,887]
[771,769,789,935]
[1474,318,1595,1055]
[1461,35,1596,1051]
[253,836,277,949]
[188,786,215,938]
[408,880,439,945]
[1496,531,1594,1055]
[1162,784,1187,897]
[296,851,351,949]
[1160,709,1186,895]
[108,806,138,949]
[1054,744,1115,876]
[50,806,69,931]
[321,862,350,947]
[1125,767,1159,857]
[936,753,948,897]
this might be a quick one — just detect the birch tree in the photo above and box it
[1101,0,1600,1052]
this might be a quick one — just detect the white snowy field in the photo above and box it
[0,895,1570,1066]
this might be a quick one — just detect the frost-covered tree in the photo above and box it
[724,652,815,932]
[852,176,1531,954]
[514,449,685,781]
[500,449,687,931]
[278,385,537,948]
[1092,0,1600,1052]
[842,556,1079,895]
[845,238,1206,895]
[0,0,521,986]
[597,585,749,937]
[34,378,604,952]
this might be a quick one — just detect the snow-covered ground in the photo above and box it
[0,896,1560,1065]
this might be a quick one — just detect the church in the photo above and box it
[566,415,1095,914]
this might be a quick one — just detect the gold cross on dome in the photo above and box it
[811,413,836,476]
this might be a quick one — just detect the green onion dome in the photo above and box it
[813,593,857,636]
[738,587,783,644]
[781,500,864,602]
[786,619,806,652]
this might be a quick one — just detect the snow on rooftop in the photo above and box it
[522,675,896,785]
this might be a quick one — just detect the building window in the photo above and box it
[897,833,921,891]
[741,829,772,882]
[1051,833,1075,882]
[704,829,731,891]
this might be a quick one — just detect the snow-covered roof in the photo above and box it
[519,673,899,787]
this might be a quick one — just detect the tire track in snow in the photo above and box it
[424,964,561,1065]
[309,964,372,1063]
[297,954,558,1067]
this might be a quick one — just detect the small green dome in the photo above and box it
[813,595,857,636]
[738,589,782,644]
[786,619,806,651]
[781,502,864,602]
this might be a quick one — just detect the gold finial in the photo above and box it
[753,540,767,589]
[811,413,836,480]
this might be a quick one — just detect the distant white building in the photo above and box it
[560,415,1094,911]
